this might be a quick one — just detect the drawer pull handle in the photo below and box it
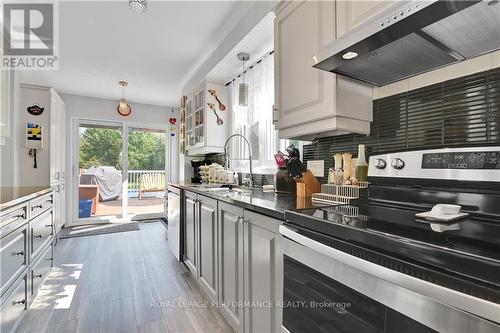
[34,274,43,278]
[46,224,53,228]
[46,257,54,261]
[14,299,26,305]
[32,204,43,210]
[16,213,26,219]
[35,234,43,239]
[15,251,25,256]
[46,199,53,204]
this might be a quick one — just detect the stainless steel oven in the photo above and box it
[280,147,500,333]
[280,225,499,333]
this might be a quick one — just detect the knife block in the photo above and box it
[295,170,321,197]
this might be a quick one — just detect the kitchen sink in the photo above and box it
[196,185,253,197]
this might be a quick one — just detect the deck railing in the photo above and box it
[128,170,166,195]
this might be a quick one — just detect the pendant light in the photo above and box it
[129,0,147,14]
[117,81,132,116]
[237,52,250,107]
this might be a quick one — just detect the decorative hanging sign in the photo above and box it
[27,104,44,115]
[169,109,177,137]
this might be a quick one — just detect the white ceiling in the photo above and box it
[207,12,274,83]
[20,1,251,107]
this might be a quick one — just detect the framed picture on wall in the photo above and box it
[26,122,43,149]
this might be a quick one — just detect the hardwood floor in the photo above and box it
[16,222,234,333]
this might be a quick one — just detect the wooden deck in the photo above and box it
[94,197,164,217]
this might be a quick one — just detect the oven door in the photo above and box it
[279,225,500,333]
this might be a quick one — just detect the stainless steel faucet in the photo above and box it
[224,134,253,187]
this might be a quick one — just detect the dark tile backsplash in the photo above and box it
[303,67,500,183]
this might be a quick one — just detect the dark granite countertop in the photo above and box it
[1,186,54,211]
[169,181,329,220]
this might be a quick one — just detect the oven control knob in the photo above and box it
[374,159,387,169]
[391,158,405,170]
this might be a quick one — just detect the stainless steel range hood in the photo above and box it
[313,0,500,86]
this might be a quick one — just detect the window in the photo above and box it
[228,53,307,173]
[228,52,275,173]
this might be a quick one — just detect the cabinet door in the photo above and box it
[184,191,197,275]
[52,184,65,234]
[193,86,205,147]
[243,211,283,333]
[49,93,59,185]
[185,96,194,148]
[59,101,66,183]
[59,183,66,232]
[0,273,28,333]
[336,0,395,38]
[218,202,244,332]
[274,0,336,130]
[197,196,218,301]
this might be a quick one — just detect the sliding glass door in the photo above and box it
[77,122,125,222]
[127,127,167,220]
[72,120,167,224]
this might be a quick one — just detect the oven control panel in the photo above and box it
[422,151,500,169]
[368,147,500,181]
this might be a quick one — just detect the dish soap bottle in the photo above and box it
[356,144,368,181]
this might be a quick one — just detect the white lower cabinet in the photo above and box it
[0,190,55,333]
[197,196,218,301]
[217,202,283,333]
[218,202,245,332]
[183,192,284,333]
[184,191,198,275]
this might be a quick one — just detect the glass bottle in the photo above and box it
[356,144,368,181]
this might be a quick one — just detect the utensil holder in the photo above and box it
[295,170,321,197]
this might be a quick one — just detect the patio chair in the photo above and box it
[139,173,165,198]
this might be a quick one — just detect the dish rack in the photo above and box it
[312,181,369,204]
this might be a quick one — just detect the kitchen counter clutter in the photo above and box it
[0,188,55,333]
[169,181,329,220]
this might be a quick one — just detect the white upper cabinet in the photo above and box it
[186,80,228,155]
[336,0,396,38]
[274,1,336,133]
[274,0,373,140]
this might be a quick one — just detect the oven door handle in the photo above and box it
[279,225,500,325]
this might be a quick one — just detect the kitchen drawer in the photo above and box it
[0,273,28,333]
[0,224,28,296]
[30,243,53,302]
[0,204,28,238]
[30,211,54,261]
[30,192,53,220]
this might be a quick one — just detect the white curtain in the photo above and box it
[229,53,276,172]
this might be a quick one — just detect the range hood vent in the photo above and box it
[313,0,500,86]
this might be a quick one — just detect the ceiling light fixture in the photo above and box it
[342,51,359,60]
[129,0,147,14]
[117,81,132,116]
[237,52,250,107]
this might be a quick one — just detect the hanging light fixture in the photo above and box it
[237,52,250,107]
[117,81,132,116]
[129,0,147,14]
